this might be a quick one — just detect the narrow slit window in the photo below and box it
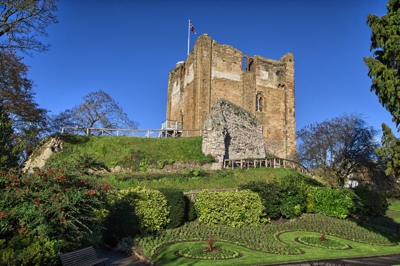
[256,94,263,112]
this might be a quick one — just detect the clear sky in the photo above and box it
[23,0,398,137]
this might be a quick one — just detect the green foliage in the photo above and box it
[194,189,264,227]
[118,187,170,233]
[277,174,308,219]
[354,184,388,216]
[364,0,400,128]
[0,105,20,169]
[184,195,197,222]
[0,167,109,251]
[311,187,357,219]
[158,188,186,229]
[375,123,400,178]
[0,235,58,266]
[239,180,282,219]
[102,199,139,247]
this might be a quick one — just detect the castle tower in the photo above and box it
[165,34,296,158]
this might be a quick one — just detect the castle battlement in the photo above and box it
[165,34,296,158]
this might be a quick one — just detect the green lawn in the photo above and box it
[388,201,400,223]
[154,231,400,266]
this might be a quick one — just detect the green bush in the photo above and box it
[158,188,186,229]
[195,189,264,227]
[118,187,170,233]
[184,195,197,222]
[239,180,282,219]
[0,235,58,265]
[102,199,139,247]
[354,185,388,216]
[278,174,307,219]
[0,168,109,251]
[312,187,357,219]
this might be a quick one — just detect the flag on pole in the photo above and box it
[190,21,196,34]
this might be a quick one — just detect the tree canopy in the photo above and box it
[297,113,381,187]
[0,49,48,162]
[0,0,58,53]
[51,90,139,135]
[0,104,19,169]
[364,0,400,129]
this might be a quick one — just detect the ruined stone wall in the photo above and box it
[166,34,296,158]
[202,98,265,166]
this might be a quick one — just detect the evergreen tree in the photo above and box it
[364,0,400,128]
[375,123,400,178]
[0,105,19,169]
[364,0,400,178]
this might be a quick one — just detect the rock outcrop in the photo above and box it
[23,134,64,172]
[202,98,265,168]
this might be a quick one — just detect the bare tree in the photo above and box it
[297,113,382,187]
[0,0,58,53]
[51,90,139,135]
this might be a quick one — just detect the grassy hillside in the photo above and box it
[48,135,213,169]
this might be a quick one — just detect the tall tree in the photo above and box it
[297,113,381,187]
[0,0,58,54]
[375,123,400,178]
[364,0,400,128]
[0,104,19,169]
[51,90,139,135]
[364,0,400,178]
[0,49,47,161]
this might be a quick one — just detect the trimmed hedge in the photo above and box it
[158,188,186,229]
[194,189,264,227]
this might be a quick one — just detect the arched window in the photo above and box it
[256,93,263,112]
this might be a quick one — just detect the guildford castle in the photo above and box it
[165,34,296,159]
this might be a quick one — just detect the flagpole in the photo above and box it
[187,19,190,56]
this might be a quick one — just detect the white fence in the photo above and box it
[61,127,203,138]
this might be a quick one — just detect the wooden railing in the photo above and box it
[223,157,311,176]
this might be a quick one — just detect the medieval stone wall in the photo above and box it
[166,34,296,158]
[202,98,265,166]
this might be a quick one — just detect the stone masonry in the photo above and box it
[165,34,296,158]
[202,98,265,166]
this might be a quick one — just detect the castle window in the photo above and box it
[256,94,263,112]
[242,57,247,71]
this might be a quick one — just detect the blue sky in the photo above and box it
[23,0,397,136]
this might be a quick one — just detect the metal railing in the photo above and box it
[61,127,203,138]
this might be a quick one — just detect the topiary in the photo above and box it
[239,180,282,219]
[102,199,139,247]
[158,188,186,229]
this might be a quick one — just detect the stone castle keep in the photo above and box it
[165,34,296,158]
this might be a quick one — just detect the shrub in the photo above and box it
[354,185,388,216]
[239,180,282,219]
[195,189,264,227]
[278,174,307,219]
[158,188,186,229]
[184,195,197,222]
[0,235,58,265]
[118,187,170,233]
[312,187,357,219]
[102,199,139,247]
[0,168,109,251]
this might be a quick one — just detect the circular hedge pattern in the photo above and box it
[296,235,351,250]
[175,245,242,260]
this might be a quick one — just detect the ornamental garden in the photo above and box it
[1,135,399,265]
